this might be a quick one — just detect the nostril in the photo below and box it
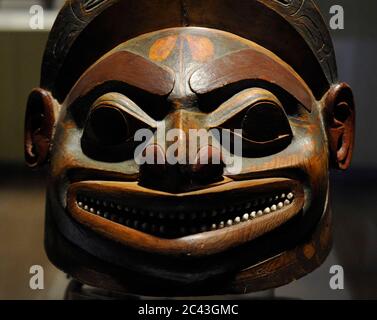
[138,144,167,189]
[191,146,224,184]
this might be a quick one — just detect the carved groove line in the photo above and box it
[83,0,108,12]
[270,0,336,82]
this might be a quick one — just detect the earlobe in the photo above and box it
[24,88,58,167]
[324,83,355,170]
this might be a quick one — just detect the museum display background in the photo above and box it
[0,0,376,299]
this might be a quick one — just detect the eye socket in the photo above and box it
[242,101,292,143]
[85,105,130,145]
[81,105,141,162]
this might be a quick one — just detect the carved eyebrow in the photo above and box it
[206,88,282,128]
[66,50,175,106]
[189,48,315,111]
[93,93,158,128]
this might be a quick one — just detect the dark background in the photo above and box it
[0,0,376,299]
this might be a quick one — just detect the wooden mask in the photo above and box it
[25,0,355,296]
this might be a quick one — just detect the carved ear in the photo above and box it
[324,83,355,170]
[24,88,58,167]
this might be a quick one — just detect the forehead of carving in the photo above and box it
[110,28,313,106]
[114,28,250,68]
[109,28,252,101]
[67,27,314,108]
[149,34,215,63]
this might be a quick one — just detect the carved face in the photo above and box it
[25,27,355,291]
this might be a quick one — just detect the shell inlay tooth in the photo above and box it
[264,207,271,214]
[287,192,294,200]
[219,221,225,229]
[78,202,83,207]
[284,199,291,205]
[271,205,277,211]
[211,224,217,230]
[278,202,284,209]
[84,205,89,210]
[275,195,279,201]
[242,213,249,221]
[234,217,241,224]
[257,210,263,216]
[89,208,94,213]
[250,211,257,218]
[226,219,233,226]
[281,193,286,199]
[96,210,101,215]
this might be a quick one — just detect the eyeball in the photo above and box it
[85,105,130,146]
[242,101,292,143]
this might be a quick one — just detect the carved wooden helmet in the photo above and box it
[25,0,355,296]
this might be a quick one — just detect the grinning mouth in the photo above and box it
[76,191,295,238]
[67,178,304,257]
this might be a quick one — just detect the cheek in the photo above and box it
[50,119,139,182]
[233,114,330,210]
[291,118,329,208]
[50,122,84,178]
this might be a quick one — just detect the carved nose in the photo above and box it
[138,144,224,192]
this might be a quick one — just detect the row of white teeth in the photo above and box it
[210,192,294,231]
[76,192,294,235]
[76,192,294,221]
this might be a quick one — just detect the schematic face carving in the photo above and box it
[24,0,355,295]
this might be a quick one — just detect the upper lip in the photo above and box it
[67,177,304,257]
